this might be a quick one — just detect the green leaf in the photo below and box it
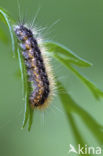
[28,108,34,131]
[68,65,103,99]
[0,8,34,131]
[17,48,34,131]
[43,41,92,67]
[0,8,15,54]
[54,55,103,99]
[68,114,90,156]
[57,81,103,144]
[43,41,103,99]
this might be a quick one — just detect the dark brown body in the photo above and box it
[14,25,50,107]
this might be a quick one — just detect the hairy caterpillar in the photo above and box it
[14,24,55,109]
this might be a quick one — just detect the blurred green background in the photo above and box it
[0,0,103,156]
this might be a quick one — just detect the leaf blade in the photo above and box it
[55,55,103,99]
[57,81,103,144]
[0,8,15,54]
[43,41,92,67]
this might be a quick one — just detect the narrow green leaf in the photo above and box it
[17,48,29,128]
[28,108,34,131]
[17,48,24,94]
[68,114,90,156]
[57,81,103,144]
[22,93,29,128]
[43,41,92,67]
[17,48,34,131]
[68,65,103,99]
[0,8,7,24]
[55,56,103,99]
[0,8,15,54]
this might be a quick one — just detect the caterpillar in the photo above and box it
[14,24,55,109]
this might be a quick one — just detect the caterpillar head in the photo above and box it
[13,25,33,41]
